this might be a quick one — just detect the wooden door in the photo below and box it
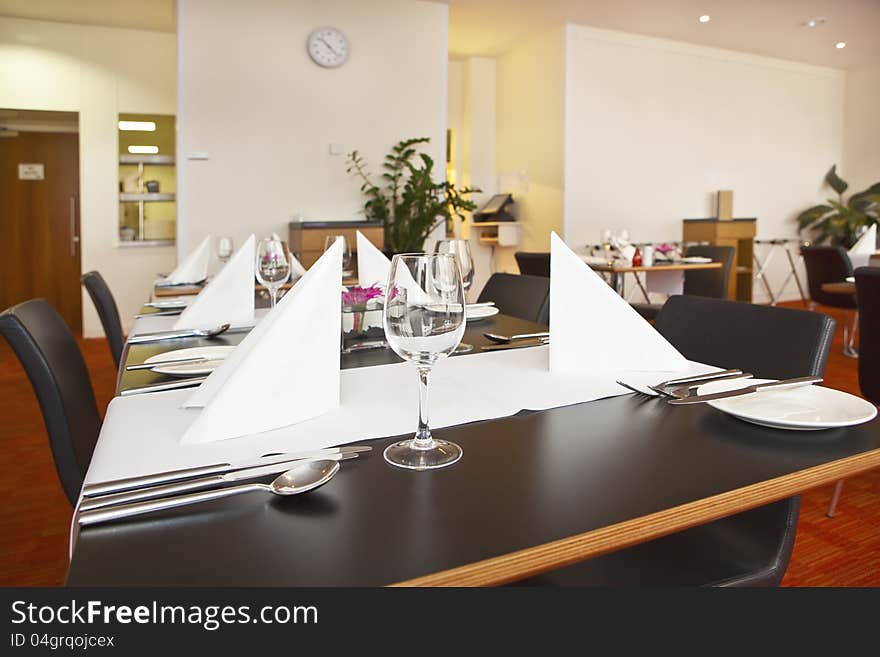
[0,132,81,332]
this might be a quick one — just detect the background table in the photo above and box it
[586,261,722,299]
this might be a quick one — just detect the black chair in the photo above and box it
[518,295,835,586]
[801,246,857,357]
[632,245,736,320]
[477,273,549,325]
[514,252,550,278]
[855,267,880,404]
[0,300,101,505]
[81,271,124,368]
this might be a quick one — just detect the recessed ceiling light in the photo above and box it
[118,120,156,131]
[699,15,710,23]
[803,17,827,28]
[128,145,159,154]
[835,41,846,49]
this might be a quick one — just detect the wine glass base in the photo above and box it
[383,439,463,471]
[453,342,474,354]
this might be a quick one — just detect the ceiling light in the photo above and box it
[835,42,846,49]
[803,17,827,28]
[699,15,710,23]
[118,120,156,131]
[128,145,159,154]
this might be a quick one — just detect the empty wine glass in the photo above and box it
[324,235,352,277]
[255,237,291,308]
[217,236,234,264]
[383,253,465,470]
[435,239,475,354]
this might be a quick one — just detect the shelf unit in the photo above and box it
[119,154,175,244]
[469,221,521,248]
[682,218,756,302]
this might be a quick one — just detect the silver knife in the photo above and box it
[668,376,823,405]
[480,339,549,351]
[127,326,251,344]
[134,309,184,318]
[144,301,187,309]
[81,445,372,497]
[79,452,360,512]
[155,279,206,288]
[119,377,208,396]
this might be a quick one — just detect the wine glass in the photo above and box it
[435,239,475,354]
[324,235,352,277]
[383,253,466,470]
[217,236,234,264]
[255,237,291,308]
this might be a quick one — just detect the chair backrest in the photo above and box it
[514,252,551,278]
[0,300,101,504]
[856,267,880,404]
[800,246,857,308]
[683,245,735,298]
[81,270,124,368]
[477,273,550,325]
[654,295,835,379]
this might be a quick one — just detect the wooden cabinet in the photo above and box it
[682,218,756,302]
[288,220,384,270]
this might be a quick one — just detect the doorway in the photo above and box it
[0,109,81,333]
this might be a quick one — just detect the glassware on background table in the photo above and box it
[383,253,466,470]
[217,236,234,264]
[434,238,475,354]
[255,237,291,308]
[324,235,353,277]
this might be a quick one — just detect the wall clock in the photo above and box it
[307,27,350,68]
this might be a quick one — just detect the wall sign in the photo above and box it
[18,163,45,180]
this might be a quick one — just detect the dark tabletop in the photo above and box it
[72,313,880,586]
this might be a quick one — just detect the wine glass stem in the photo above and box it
[270,287,277,308]
[414,366,433,447]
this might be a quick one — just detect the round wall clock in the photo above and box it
[307,27,350,68]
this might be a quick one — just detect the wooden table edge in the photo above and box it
[389,446,880,587]
[588,262,723,273]
[820,282,856,296]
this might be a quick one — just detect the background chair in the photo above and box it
[801,246,858,357]
[0,300,101,505]
[514,252,551,278]
[81,271,124,368]
[518,295,835,586]
[477,273,549,325]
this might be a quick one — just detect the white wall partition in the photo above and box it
[176,0,448,256]
[844,65,880,195]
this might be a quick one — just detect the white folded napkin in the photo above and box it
[550,232,688,373]
[164,235,212,283]
[357,230,390,287]
[173,235,256,330]
[180,238,344,444]
[848,224,876,270]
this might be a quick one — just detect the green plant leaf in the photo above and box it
[825,164,848,195]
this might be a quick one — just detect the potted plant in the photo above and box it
[796,165,880,247]
[346,137,479,254]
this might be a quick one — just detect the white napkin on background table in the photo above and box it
[179,238,343,444]
[164,235,212,284]
[550,232,688,373]
[848,224,877,270]
[357,230,390,287]
[172,235,256,330]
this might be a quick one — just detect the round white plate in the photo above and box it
[699,378,877,430]
[144,346,235,376]
[466,306,500,322]
[681,256,713,263]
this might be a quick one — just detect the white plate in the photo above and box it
[466,306,500,322]
[681,256,713,263]
[699,378,877,430]
[144,346,235,376]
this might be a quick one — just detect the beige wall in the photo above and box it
[0,16,177,335]
[176,0,448,258]
[844,65,880,195]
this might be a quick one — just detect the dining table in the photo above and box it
[65,296,880,587]
[584,259,722,300]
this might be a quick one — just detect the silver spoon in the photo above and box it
[77,459,340,526]
[127,323,231,344]
[484,331,550,343]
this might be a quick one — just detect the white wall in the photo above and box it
[844,65,880,195]
[177,0,448,257]
[496,26,566,274]
[563,24,846,302]
[0,17,177,335]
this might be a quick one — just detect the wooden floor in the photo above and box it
[0,301,877,586]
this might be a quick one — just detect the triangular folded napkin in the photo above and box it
[180,238,343,444]
[550,232,688,373]
[357,230,391,288]
[848,224,877,270]
[173,235,256,330]
[165,235,212,283]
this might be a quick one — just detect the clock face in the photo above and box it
[307,27,349,68]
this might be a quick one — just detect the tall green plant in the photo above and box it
[796,165,880,247]
[346,137,479,253]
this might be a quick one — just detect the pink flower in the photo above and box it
[655,243,676,254]
[342,285,384,309]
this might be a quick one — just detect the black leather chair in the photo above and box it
[477,273,549,325]
[514,252,551,278]
[0,300,101,505]
[801,246,858,357]
[856,267,880,404]
[518,295,835,586]
[632,245,735,320]
[81,271,124,368]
